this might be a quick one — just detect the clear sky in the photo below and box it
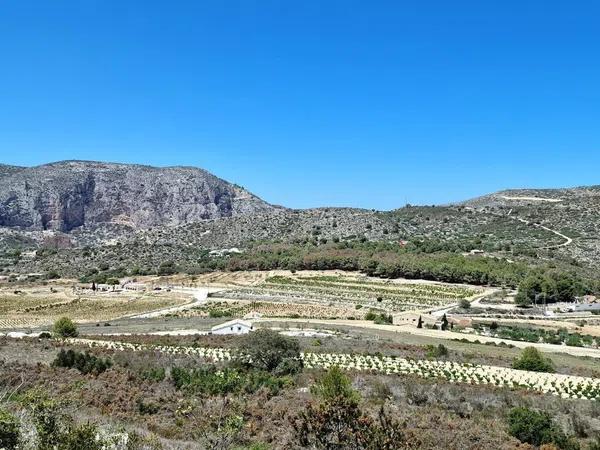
[1,1,599,210]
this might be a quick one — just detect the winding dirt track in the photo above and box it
[511,215,573,249]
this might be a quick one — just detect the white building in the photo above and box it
[211,319,254,335]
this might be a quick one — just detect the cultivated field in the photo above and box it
[210,273,484,313]
[0,282,189,328]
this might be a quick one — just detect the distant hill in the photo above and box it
[0,160,276,232]
[1,162,599,276]
[462,186,600,208]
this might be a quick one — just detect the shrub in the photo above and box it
[0,408,20,450]
[459,299,471,309]
[507,407,577,449]
[171,366,290,396]
[140,367,166,382]
[512,347,554,373]
[365,310,392,324]
[52,349,112,375]
[311,366,359,405]
[295,367,418,449]
[136,398,160,415]
[425,344,448,358]
[23,390,106,450]
[237,329,302,375]
[52,317,78,338]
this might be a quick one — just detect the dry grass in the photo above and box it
[0,283,189,328]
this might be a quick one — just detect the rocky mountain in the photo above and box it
[0,161,276,232]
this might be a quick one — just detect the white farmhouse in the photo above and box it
[211,319,254,335]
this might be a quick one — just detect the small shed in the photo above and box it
[211,319,254,335]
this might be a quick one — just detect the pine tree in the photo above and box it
[441,314,449,331]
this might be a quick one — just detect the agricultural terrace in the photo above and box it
[0,284,189,328]
[211,274,484,313]
[69,337,600,401]
[179,300,365,320]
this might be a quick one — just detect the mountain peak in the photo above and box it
[0,160,275,232]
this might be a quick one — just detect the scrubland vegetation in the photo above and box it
[1,329,600,450]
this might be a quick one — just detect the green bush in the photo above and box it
[459,299,471,309]
[311,366,359,405]
[512,347,554,373]
[140,367,166,382]
[365,310,393,324]
[23,390,106,450]
[52,317,78,338]
[295,367,417,449]
[208,308,233,318]
[0,408,20,450]
[52,349,112,375]
[425,344,449,358]
[171,366,291,396]
[507,407,578,449]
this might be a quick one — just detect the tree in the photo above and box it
[416,316,423,329]
[53,317,78,338]
[512,347,554,373]
[440,314,449,331]
[237,329,302,375]
[459,299,471,309]
[516,275,543,307]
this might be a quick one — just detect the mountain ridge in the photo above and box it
[0,160,277,232]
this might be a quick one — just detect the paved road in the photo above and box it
[255,318,600,359]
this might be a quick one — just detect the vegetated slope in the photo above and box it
[462,186,600,269]
[0,160,276,232]
[1,163,599,278]
[0,163,25,178]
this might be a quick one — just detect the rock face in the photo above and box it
[0,161,276,232]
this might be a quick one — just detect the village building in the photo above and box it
[392,311,438,328]
[211,319,254,335]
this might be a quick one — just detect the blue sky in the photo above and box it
[1,1,599,210]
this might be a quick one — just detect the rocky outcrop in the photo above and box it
[0,161,276,232]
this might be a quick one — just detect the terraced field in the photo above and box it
[180,300,365,320]
[0,287,189,329]
[211,275,483,313]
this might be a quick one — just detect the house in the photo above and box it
[392,311,438,328]
[211,319,254,335]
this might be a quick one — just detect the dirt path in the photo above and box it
[509,215,572,249]
[130,287,224,319]
[255,318,600,359]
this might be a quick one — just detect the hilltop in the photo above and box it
[0,160,276,232]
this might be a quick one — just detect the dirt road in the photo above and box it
[255,318,600,359]
[130,287,224,319]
